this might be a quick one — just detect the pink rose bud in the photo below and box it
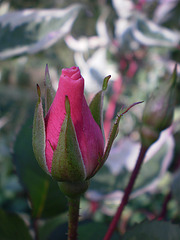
[45,66,104,178]
[33,65,139,187]
[33,66,105,182]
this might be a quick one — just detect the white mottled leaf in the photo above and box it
[0,4,82,59]
[86,128,175,215]
[133,18,180,47]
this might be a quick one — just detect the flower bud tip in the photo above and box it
[36,84,41,98]
[65,95,71,114]
[102,75,111,91]
[45,63,49,74]
[171,64,177,88]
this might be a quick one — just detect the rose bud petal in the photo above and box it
[45,66,104,179]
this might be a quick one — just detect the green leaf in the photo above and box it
[78,222,118,240]
[44,64,56,114]
[42,180,68,218]
[51,97,86,182]
[0,208,32,240]
[121,220,180,240]
[0,4,82,59]
[25,169,49,218]
[32,84,49,175]
[89,75,111,131]
[43,221,68,240]
[14,105,67,218]
[39,213,68,240]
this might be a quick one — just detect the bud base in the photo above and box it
[58,181,89,198]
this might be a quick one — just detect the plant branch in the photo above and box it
[104,145,148,240]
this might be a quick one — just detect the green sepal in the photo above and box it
[89,75,111,131]
[90,101,143,177]
[44,64,56,114]
[51,96,86,182]
[171,63,177,88]
[32,84,49,175]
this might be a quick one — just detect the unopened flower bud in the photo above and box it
[33,66,105,185]
[140,65,177,147]
[33,65,142,197]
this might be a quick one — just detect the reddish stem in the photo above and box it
[158,192,172,220]
[104,145,148,240]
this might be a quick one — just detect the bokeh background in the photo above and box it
[0,0,180,239]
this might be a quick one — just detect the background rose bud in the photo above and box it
[33,66,104,182]
[140,65,177,147]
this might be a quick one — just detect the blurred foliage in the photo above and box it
[121,220,180,240]
[0,208,33,240]
[0,0,180,239]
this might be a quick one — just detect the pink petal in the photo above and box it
[45,67,104,177]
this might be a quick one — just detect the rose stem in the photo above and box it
[67,197,80,240]
[104,145,148,240]
[158,191,172,220]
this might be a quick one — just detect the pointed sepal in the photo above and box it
[171,63,177,87]
[90,101,143,177]
[89,75,111,131]
[44,64,56,114]
[51,96,86,182]
[32,84,49,174]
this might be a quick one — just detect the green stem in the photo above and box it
[68,197,80,240]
